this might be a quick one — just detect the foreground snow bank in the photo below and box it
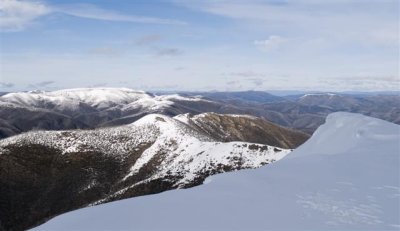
[34,112,400,230]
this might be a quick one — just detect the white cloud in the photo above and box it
[56,4,186,25]
[0,0,186,32]
[3,50,399,92]
[0,0,50,31]
[179,0,399,47]
[254,36,287,52]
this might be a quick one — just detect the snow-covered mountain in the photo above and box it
[0,88,204,111]
[297,93,363,110]
[34,112,400,230]
[0,88,248,139]
[0,112,303,231]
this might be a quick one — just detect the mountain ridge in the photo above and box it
[0,112,300,231]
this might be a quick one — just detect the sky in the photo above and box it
[0,0,399,92]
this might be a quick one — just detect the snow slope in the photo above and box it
[34,112,400,230]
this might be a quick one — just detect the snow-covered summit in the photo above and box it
[174,112,259,122]
[130,113,213,143]
[122,113,288,183]
[34,112,400,230]
[2,88,144,107]
[293,112,399,157]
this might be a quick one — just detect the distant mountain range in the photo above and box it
[0,88,398,138]
[182,91,400,134]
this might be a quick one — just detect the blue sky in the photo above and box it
[0,0,399,92]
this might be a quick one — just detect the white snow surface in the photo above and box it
[300,93,338,99]
[33,112,400,230]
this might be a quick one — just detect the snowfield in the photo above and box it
[33,112,400,230]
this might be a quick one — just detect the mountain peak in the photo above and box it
[132,113,174,125]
